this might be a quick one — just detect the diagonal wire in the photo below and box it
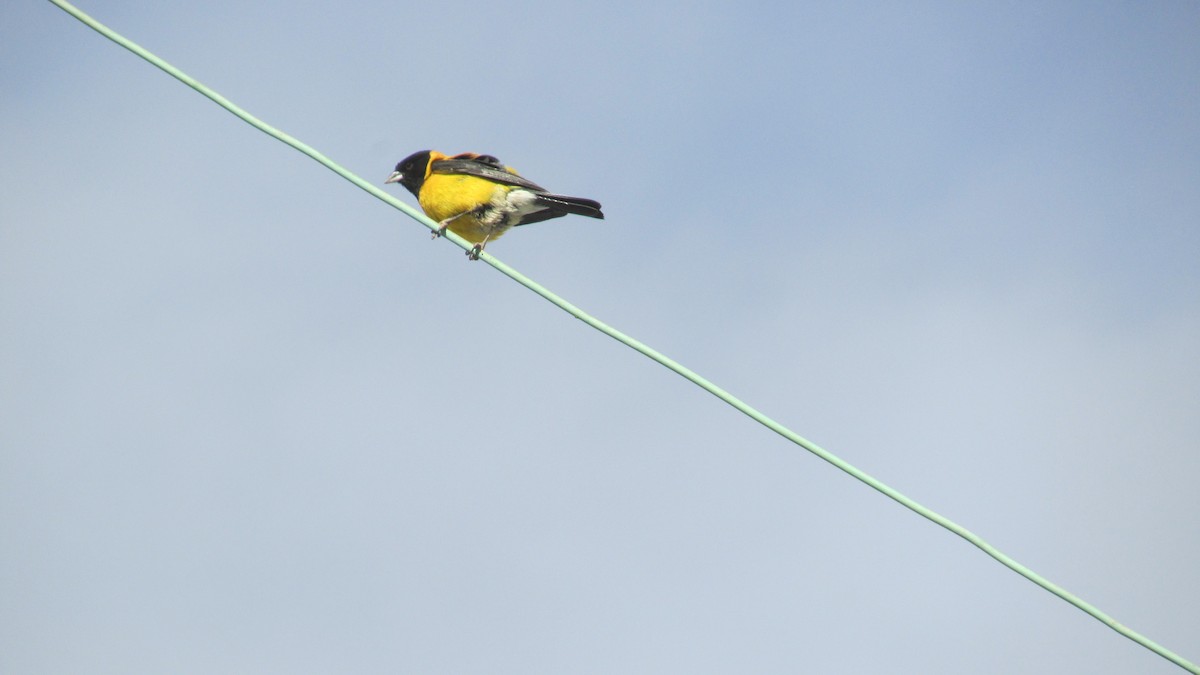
[45,1,1197,672]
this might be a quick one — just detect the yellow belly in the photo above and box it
[419,174,513,244]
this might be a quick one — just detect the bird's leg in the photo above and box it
[431,211,473,240]
[466,233,492,261]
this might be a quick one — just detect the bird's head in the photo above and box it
[384,150,434,197]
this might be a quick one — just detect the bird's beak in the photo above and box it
[384,171,403,185]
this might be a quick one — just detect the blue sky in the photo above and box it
[3,2,1198,673]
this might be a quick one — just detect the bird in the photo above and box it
[385,150,604,259]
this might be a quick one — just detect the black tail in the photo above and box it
[534,193,604,220]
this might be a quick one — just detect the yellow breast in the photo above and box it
[419,174,514,244]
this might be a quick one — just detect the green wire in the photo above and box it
[47,1,1196,671]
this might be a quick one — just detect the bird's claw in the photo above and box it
[466,245,483,261]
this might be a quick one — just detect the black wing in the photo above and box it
[429,154,548,192]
